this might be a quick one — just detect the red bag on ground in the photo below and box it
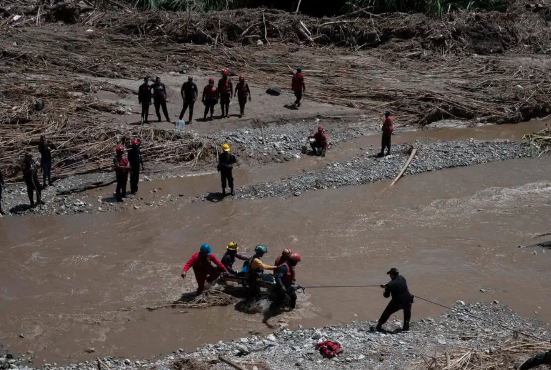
[315,340,344,358]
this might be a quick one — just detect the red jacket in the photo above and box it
[310,131,328,149]
[183,253,228,274]
[292,72,305,92]
[235,82,250,98]
[218,78,233,95]
[204,85,218,99]
[382,116,394,135]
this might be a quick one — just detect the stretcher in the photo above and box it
[220,272,276,288]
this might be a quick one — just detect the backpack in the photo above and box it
[315,341,343,358]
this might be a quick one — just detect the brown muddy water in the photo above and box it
[1,123,551,364]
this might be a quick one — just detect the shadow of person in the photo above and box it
[174,292,199,304]
[205,192,226,203]
[9,204,32,214]
[283,103,299,110]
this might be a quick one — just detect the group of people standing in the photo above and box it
[138,70,253,124]
[182,243,302,311]
[137,67,308,124]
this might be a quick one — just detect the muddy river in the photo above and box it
[1,123,550,364]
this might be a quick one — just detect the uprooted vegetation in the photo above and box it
[1,2,551,182]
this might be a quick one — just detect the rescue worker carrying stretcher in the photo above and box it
[244,245,277,301]
[202,78,218,121]
[221,242,249,274]
[218,69,233,118]
[274,249,292,267]
[270,252,301,311]
[182,244,228,295]
[309,126,328,157]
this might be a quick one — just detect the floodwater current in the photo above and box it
[0,121,550,363]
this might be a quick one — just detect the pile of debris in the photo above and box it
[413,339,550,369]
[524,128,551,156]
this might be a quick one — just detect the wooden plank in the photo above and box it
[390,148,417,186]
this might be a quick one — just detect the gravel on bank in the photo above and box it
[225,139,534,200]
[2,302,549,370]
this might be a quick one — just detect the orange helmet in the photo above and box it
[116,145,123,152]
[208,77,215,83]
[282,249,292,256]
[222,69,229,76]
[131,140,138,146]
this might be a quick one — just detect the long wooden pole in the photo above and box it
[390,148,417,186]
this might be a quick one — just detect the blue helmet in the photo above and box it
[200,244,212,255]
[296,67,302,72]
[385,110,391,116]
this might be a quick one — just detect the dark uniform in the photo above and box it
[519,350,551,369]
[38,140,56,187]
[218,151,237,195]
[23,155,41,207]
[221,250,248,274]
[151,81,170,122]
[179,80,198,122]
[235,79,251,117]
[377,268,413,332]
[218,77,233,117]
[127,145,143,195]
[272,262,298,310]
[138,81,152,123]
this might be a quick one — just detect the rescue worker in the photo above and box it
[217,143,237,196]
[181,244,228,295]
[113,146,130,202]
[271,252,301,310]
[221,242,249,274]
[0,167,5,215]
[309,126,328,157]
[127,140,144,195]
[22,153,42,208]
[375,267,413,332]
[202,77,218,120]
[179,76,198,123]
[378,110,394,157]
[138,77,152,123]
[38,135,56,187]
[292,67,305,108]
[519,349,551,369]
[151,76,170,123]
[218,69,233,118]
[245,244,278,301]
[234,74,251,118]
[274,249,292,267]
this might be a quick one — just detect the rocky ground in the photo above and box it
[0,130,535,217]
[1,302,549,370]
[198,139,534,202]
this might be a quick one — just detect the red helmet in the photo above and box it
[282,249,292,256]
[116,145,123,152]
[239,74,245,80]
[131,140,138,146]
[318,126,324,132]
[222,69,229,76]
[208,77,215,83]
[289,253,301,263]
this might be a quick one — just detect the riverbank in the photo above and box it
[0,136,535,217]
[2,302,549,370]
